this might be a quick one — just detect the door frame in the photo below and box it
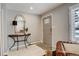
[42,13,53,48]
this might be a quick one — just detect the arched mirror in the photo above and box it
[12,15,25,33]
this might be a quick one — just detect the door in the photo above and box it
[43,16,52,49]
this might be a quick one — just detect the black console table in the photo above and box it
[8,33,31,50]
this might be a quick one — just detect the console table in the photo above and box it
[8,33,31,50]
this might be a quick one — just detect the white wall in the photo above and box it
[42,3,76,49]
[6,9,42,50]
[1,4,7,55]
[0,3,1,55]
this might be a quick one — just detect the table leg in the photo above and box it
[26,36,31,46]
[17,37,19,50]
[9,37,16,50]
[27,38,31,46]
[24,36,27,48]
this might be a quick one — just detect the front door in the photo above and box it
[43,16,52,49]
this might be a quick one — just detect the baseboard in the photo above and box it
[31,40,43,44]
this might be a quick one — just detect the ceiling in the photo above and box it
[6,3,63,15]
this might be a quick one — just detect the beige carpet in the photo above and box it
[36,43,48,50]
[7,45,46,56]
[36,42,52,50]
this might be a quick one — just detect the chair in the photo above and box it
[56,41,79,56]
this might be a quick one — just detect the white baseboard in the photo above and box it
[31,40,42,44]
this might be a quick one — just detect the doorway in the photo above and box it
[43,15,52,49]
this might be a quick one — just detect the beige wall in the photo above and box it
[42,3,76,48]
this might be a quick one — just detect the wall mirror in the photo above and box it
[13,15,26,33]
